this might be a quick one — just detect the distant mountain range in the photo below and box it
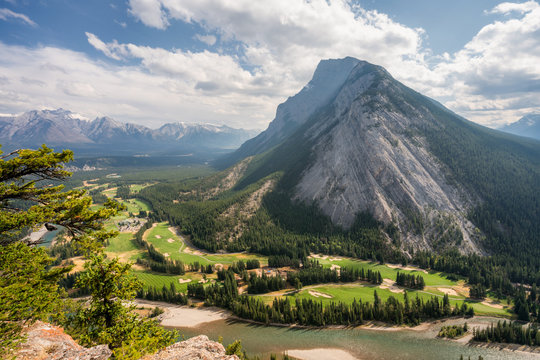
[499,114,540,140]
[0,109,258,155]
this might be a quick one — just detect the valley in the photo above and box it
[42,164,531,359]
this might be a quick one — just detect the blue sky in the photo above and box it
[1,0,539,129]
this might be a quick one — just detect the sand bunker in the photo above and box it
[287,348,356,360]
[438,288,458,296]
[163,253,169,257]
[387,263,428,274]
[379,278,404,293]
[167,238,174,243]
[155,235,161,239]
[308,290,333,299]
[178,278,191,284]
[481,301,504,309]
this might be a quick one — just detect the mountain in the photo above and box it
[223,57,361,165]
[208,57,539,258]
[0,109,256,155]
[499,113,540,140]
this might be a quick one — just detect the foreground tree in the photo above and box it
[0,145,173,359]
[64,255,177,359]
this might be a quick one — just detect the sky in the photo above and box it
[1,0,539,130]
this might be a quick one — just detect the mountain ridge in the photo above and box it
[0,109,257,153]
[499,113,540,140]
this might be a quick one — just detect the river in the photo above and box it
[174,317,539,360]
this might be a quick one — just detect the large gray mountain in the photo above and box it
[224,57,540,254]
[499,113,540,140]
[0,109,256,153]
[221,57,361,166]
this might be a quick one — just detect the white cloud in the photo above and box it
[1,0,540,130]
[0,8,37,27]
[127,0,168,29]
[194,34,216,46]
[0,42,275,129]
[487,1,538,14]
[432,2,540,126]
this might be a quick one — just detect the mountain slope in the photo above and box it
[499,113,540,140]
[221,58,540,257]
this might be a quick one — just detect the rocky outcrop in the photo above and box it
[144,335,239,360]
[14,321,111,360]
[15,321,239,360]
[14,323,238,360]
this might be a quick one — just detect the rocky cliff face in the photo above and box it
[292,62,483,253]
[225,58,495,253]
[14,322,238,360]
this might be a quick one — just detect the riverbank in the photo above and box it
[134,299,508,335]
[134,300,229,327]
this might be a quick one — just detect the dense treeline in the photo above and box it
[136,283,188,305]
[188,269,473,327]
[116,185,131,199]
[413,249,540,320]
[247,272,286,294]
[513,286,538,322]
[396,272,425,290]
[268,255,301,268]
[135,258,185,275]
[287,261,382,287]
[469,284,486,299]
[472,321,540,346]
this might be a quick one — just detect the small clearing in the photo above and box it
[308,290,333,299]
[438,288,458,296]
[379,278,404,294]
[217,179,276,242]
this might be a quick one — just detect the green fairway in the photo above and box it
[145,222,268,266]
[314,257,459,286]
[284,283,511,317]
[106,233,138,253]
[132,270,215,292]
